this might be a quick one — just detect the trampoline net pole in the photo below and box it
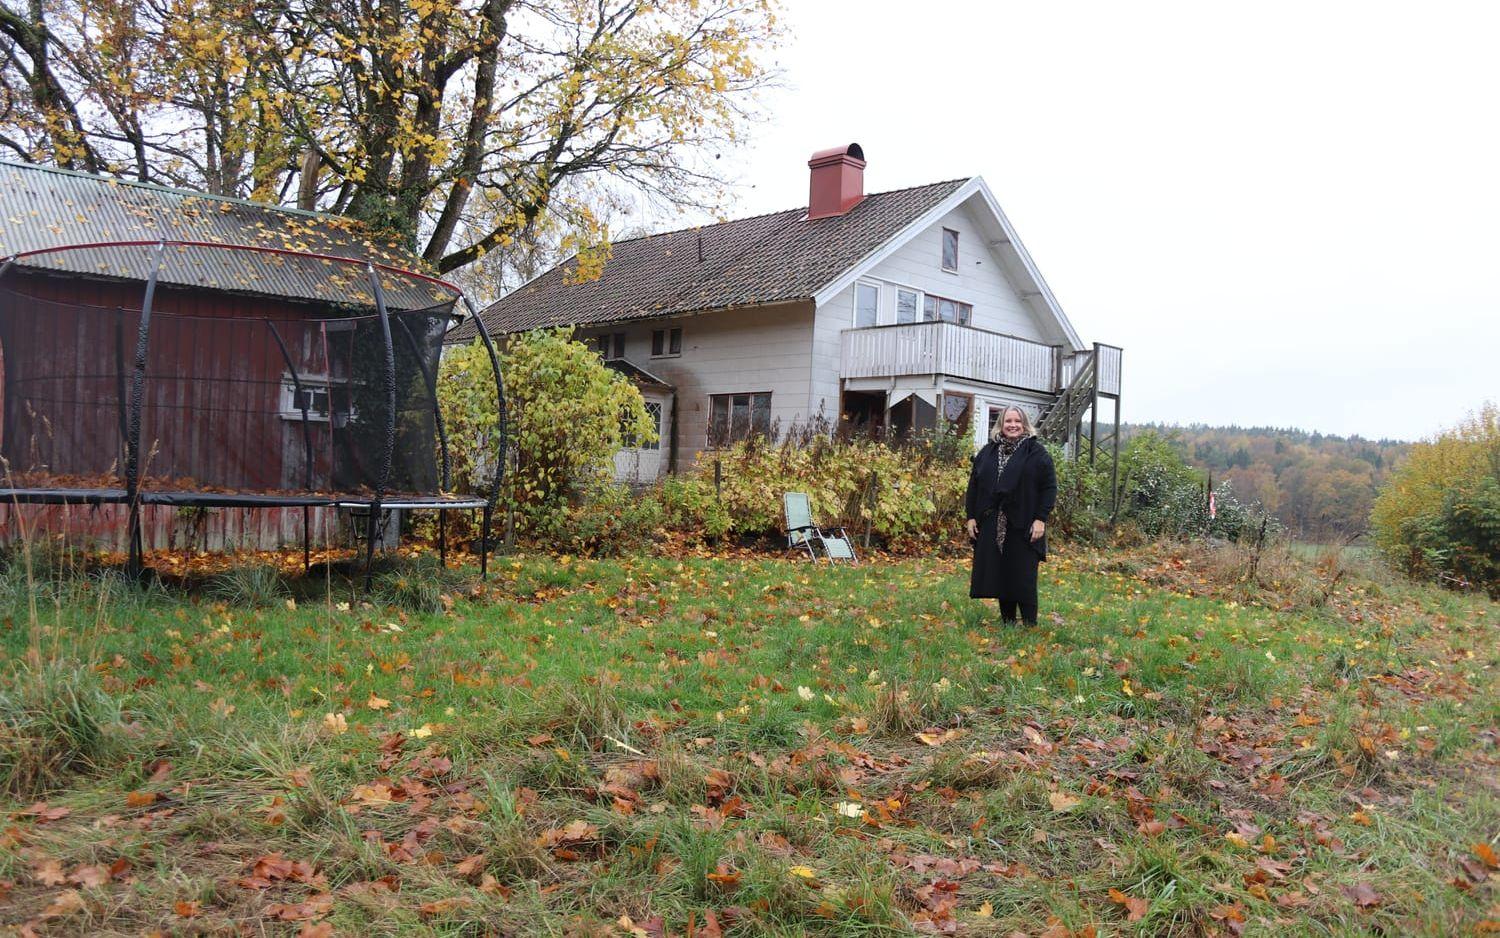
[125,242,166,582]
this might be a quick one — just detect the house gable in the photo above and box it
[811,177,1083,351]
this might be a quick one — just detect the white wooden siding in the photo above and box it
[581,300,817,469]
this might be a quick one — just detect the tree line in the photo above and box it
[1122,423,1411,541]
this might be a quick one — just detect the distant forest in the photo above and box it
[1122,424,1411,540]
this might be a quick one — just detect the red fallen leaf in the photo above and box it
[705,862,742,888]
[1137,820,1166,836]
[174,899,202,917]
[1340,882,1382,908]
[1108,887,1148,921]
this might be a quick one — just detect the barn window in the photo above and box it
[708,392,771,447]
[280,375,349,425]
[941,228,960,271]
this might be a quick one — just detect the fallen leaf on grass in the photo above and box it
[915,728,967,746]
[453,854,486,879]
[31,857,66,886]
[125,790,158,808]
[67,864,112,887]
[40,888,86,919]
[366,694,391,710]
[1474,842,1500,869]
[298,924,334,938]
[1108,888,1148,921]
[174,899,201,917]
[788,865,818,880]
[419,897,472,917]
[1340,882,1382,908]
[21,802,70,822]
[1048,791,1081,813]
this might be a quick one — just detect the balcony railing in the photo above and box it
[840,322,1121,396]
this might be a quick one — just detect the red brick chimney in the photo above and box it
[807,143,866,220]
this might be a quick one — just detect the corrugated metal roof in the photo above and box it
[0,161,453,311]
[448,178,968,342]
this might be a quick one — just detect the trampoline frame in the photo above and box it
[0,239,508,585]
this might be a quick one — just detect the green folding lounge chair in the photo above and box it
[783,492,858,564]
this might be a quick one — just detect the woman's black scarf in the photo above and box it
[992,435,1032,550]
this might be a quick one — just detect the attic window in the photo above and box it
[941,229,960,272]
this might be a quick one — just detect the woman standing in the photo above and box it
[965,406,1057,624]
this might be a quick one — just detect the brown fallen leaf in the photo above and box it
[67,864,112,888]
[31,858,66,886]
[1474,842,1500,869]
[1048,791,1081,813]
[40,888,86,919]
[174,899,202,917]
[125,790,158,808]
[1340,882,1382,908]
[1108,887,1148,921]
[915,728,967,746]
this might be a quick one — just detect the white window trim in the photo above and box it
[279,373,350,425]
[849,276,975,329]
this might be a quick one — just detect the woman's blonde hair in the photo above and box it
[989,405,1035,443]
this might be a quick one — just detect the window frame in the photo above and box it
[622,400,664,451]
[593,332,626,359]
[651,326,683,358]
[279,373,349,425]
[941,228,960,272]
[707,391,772,447]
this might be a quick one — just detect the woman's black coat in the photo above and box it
[965,436,1058,560]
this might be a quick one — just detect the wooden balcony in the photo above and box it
[840,322,1121,396]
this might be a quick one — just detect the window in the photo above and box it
[279,375,349,426]
[708,392,771,446]
[623,401,663,450]
[594,332,625,359]
[941,228,960,271]
[651,327,682,357]
[922,294,972,325]
[896,288,919,324]
[855,282,879,328]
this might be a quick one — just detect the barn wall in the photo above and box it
[0,270,346,492]
[0,503,341,552]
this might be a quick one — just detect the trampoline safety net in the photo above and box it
[0,242,500,511]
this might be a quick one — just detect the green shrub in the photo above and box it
[0,660,125,798]
[696,429,968,549]
[539,475,665,557]
[655,475,731,541]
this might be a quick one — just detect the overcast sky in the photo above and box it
[704,0,1497,441]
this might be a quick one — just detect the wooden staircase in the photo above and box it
[1036,350,1097,444]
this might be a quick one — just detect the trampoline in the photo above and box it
[0,239,506,583]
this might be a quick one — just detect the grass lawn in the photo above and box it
[0,544,1496,936]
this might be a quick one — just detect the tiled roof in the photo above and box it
[604,359,674,390]
[450,178,968,341]
[0,160,451,310]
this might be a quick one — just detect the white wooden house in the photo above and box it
[450,144,1121,482]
